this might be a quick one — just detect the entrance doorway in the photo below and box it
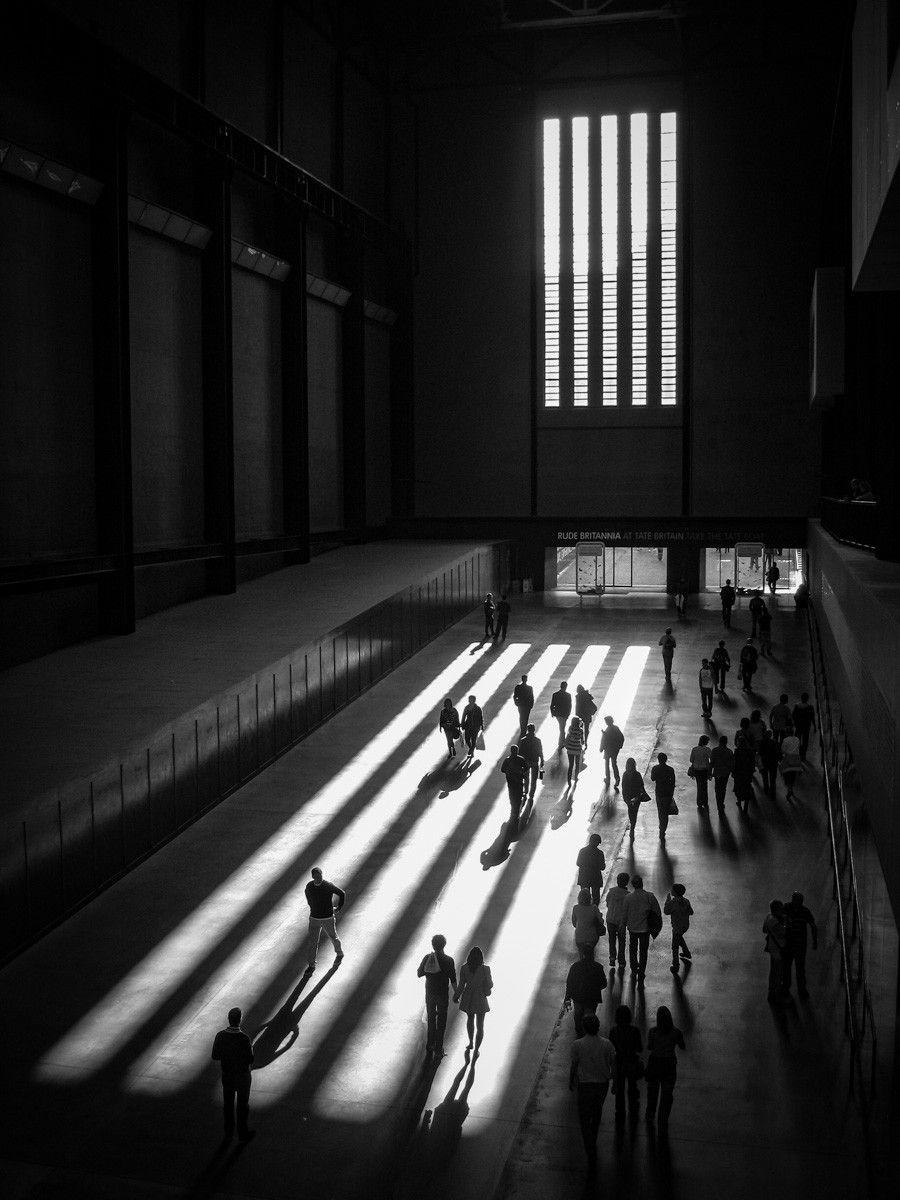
[703,546,803,593]
[555,545,667,591]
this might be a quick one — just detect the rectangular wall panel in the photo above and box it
[307,297,344,532]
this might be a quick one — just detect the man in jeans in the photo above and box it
[211,1007,255,1144]
[305,867,345,969]
[599,715,625,788]
[604,871,630,968]
[569,1012,616,1177]
[624,874,661,986]
[650,752,676,840]
[417,933,457,1057]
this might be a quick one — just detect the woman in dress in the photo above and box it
[564,716,585,786]
[571,887,605,956]
[438,697,461,758]
[645,1005,686,1131]
[453,945,493,1055]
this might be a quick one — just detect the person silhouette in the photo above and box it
[453,946,493,1056]
[211,1007,255,1144]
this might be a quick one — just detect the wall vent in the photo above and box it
[231,239,291,281]
[128,196,211,248]
[306,273,351,307]
[0,138,103,205]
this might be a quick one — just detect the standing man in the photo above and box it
[658,628,677,684]
[698,658,715,717]
[792,692,816,761]
[711,640,731,694]
[766,561,781,596]
[720,578,736,628]
[782,891,818,1000]
[600,715,625,789]
[211,1008,255,1144]
[650,751,676,840]
[417,934,457,1057]
[550,680,573,750]
[500,744,528,838]
[482,593,495,640]
[305,867,345,969]
[709,734,734,810]
[769,693,793,748]
[739,639,759,692]
[518,722,545,804]
[749,591,765,639]
[494,593,511,642]
[569,1012,616,1178]
[513,673,534,736]
[575,684,598,747]
[461,694,484,757]
[563,945,608,1036]
[575,833,605,906]
[624,874,661,987]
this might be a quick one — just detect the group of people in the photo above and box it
[762,892,819,1003]
[482,592,511,642]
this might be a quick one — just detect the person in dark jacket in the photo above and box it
[550,681,573,750]
[512,674,534,735]
[438,697,461,757]
[792,692,816,761]
[758,730,778,797]
[766,561,781,596]
[609,1004,643,1124]
[575,833,606,905]
[461,695,484,757]
[563,945,608,1036]
[719,579,736,628]
[709,735,734,810]
[500,745,528,838]
[650,752,676,839]
[620,757,647,840]
[782,892,817,999]
[732,742,756,811]
[748,591,765,638]
[211,1007,255,1144]
[711,640,731,694]
[494,594,511,642]
[482,593,495,640]
[658,628,676,683]
[305,867,345,968]
[739,639,759,691]
[518,723,545,803]
[758,604,773,657]
[575,684,598,746]
[417,933,458,1057]
[600,715,625,788]
[645,1006,686,1131]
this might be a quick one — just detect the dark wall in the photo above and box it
[365,319,392,526]
[308,297,344,532]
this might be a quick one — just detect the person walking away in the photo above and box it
[461,695,484,758]
[609,1005,643,1125]
[749,591,765,639]
[780,731,803,800]
[758,604,773,657]
[748,709,767,753]
[712,640,731,694]
[211,1007,255,1144]
[576,833,605,906]
[792,692,816,761]
[572,887,606,956]
[658,628,677,684]
[605,872,630,968]
[439,697,461,758]
[675,575,689,618]
[305,867,345,969]
[739,639,759,691]
[688,735,711,809]
[664,884,694,974]
[563,945,608,1036]
[710,735,734,810]
[417,934,457,1057]
[624,874,661,986]
[565,717,585,785]
[698,659,715,717]
[550,681,573,750]
[651,752,676,839]
[766,561,781,596]
[733,740,756,811]
[782,892,817,1000]
[500,744,527,838]
[720,578,736,628]
[758,730,778,797]
[645,1006,685,1132]
[569,1012,616,1177]
[453,946,493,1054]
[763,900,788,1002]
[512,674,534,736]
[600,715,625,788]
[575,684,598,747]
[518,722,544,804]
[482,593,495,640]
[769,693,792,748]
[494,593,511,642]
[734,716,752,749]
[621,757,648,840]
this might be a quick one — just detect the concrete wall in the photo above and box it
[308,298,344,533]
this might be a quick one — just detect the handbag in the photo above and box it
[668,797,679,815]
[687,765,696,779]
[475,731,486,751]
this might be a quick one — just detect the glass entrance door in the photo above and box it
[575,542,605,594]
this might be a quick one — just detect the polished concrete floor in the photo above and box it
[0,593,888,1199]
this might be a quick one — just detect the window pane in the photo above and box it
[572,117,589,406]
[600,115,618,406]
[543,118,561,407]
[660,111,677,405]
[630,113,648,405]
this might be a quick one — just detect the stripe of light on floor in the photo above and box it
[309,643,614,1116]
[36,640,495,1082]
[123,641,539,1092]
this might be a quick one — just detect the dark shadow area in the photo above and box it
[438,758,481,798]
[716,807,740,859]
[251,961,339,1068]
[480,823,513,869]
[668,970,695,1034]
[694,808,716,849]
[550,787,575,829]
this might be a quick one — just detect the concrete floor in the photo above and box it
[0,593,888,1199]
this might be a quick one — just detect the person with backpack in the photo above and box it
[550,681,573,750]
[711,640,731,694]
[658,628,676,684]
[623,875,662,986]
[417,934,457,1058]
[650,752,677,840]
[698,658,715,717]
[620,757,648,840]
[739,639,759,692]
[600,715,625,788]
[575,684,598,747]
[719,578,736,628]
[512,673,534,736]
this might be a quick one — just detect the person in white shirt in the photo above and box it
[569,1012,616,1176]
[623,875,662,985]
[604,872,630,968]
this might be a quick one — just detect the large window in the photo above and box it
[541,110,679,408]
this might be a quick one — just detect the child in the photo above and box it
[663,883,694,974]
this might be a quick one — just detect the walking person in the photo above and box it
[575,833,606,906]
[550,681,573,750]
[565,716,585,785]
[759,730,778,798]
[500,744,528,838]
[763,900,788,1003]
[624,875,661,987]
[600,715,624,788]
[645,1006,685,1132]
[698,659,715,717]
[675,576,689,619]
[609,1005,643,1125]
[711,640,731,694]
[710,735,734,810]
[518,722,544,804]
[621,756,648,840]
[766,560,781,596]
[211,1008,255,1144]
[749,591,765,639]
[453,946,493,1055]
[658,628,676,684]
[720,578,736,628]
[739,639,759,691]
[563,945,608,1036]
[664,884,694,974]
[792,692,816,761]
[482,593,495,640]
[758,603,773,657]
[782,892,818,1000]
[461,694,484,757]
[688,735,711,809]
[512,673,534,736]
[572,887,606,956]
[748,709,767,752]
[651,751,677,839]
[417,934,457,1058]
[733,739,756,811]
[439,697,461,758]
[769,693,793,748]
[575,684,598,747]
[605,872,630,969]
[569,1013,616,1178]
[780,730,803,800]
[305,867,345,969]
[494,593,511,642]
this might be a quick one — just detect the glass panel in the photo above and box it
[630,113,648,405]
[704,546,735,591]
[600,114,618,406]
[556,545,577,590]
[614,546,633,586]
[542,118,561,406]
[572,116,590,406]
[660,111,678,405]
[632,546,667,590]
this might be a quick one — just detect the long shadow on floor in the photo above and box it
[252,961,340,1068]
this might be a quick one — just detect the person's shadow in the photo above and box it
[251,961,341,1067]
[439,758,481,798]
[550,786,574,829]
[480,823,513,869]
[716,807,739,859]
[417,1059,477,1168]
[695,807,716,848]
